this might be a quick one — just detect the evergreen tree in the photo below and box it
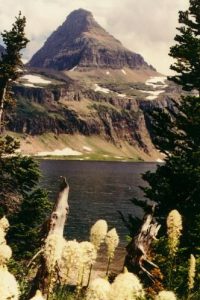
[169,0,200,93]
[0,14,51,260]
[0,11,29,131]
[131,0,200,253]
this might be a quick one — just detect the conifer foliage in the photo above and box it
[169,0,200,92]
[0,12,29,131]
[0,14,51,260]
[132,0,200,252]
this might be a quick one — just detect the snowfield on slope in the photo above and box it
[139,76,168,100]
[36,147,82,157]
[94,84,126,97]
[20,74,52,85]
[94,83,111,93]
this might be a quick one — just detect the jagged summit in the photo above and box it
[28,9,154,71]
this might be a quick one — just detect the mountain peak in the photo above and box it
[68,8,93,18]
[28,9,154,71]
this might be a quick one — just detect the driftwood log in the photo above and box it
[124,206,160,281]
[29,177,69,298]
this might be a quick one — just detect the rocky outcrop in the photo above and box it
[7,82,174,155]
[28,9,154,71]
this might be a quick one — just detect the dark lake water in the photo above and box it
[39,160,157,245]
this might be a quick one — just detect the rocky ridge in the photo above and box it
[28,9,154,71]
[7,73,179,161]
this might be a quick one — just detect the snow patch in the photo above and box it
[21,74,52,85]
[83,146,92,152]
[23,83,40,88]
[146,76,167,87]
[146,90,165,100]
[69,65,77,71]
[138,76,168,100]
[94,84,111,94]
[121,69,127,75]
[117,93,126,98]
[156,158,164,163]
[36,147,82,157]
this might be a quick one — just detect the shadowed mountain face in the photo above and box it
[28,9,154,71]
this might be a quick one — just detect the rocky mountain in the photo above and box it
[28,9,154,71]
[5,9,181,161]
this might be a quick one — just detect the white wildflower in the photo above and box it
[80,241,97,268]
[105,228,119,259]
[90,220,108,250]
[155,290,177,300]
[0,216,9,232]
[86,278,110,300]
[43,234,66,273]
[78,242,97,286]
[29,290,45,300]
[167,210,182,256]
[188,254,196,290]
[59,240,82,284]
[109,271,144,300]
[0,266,19,300]
[0,228,6,244]
[0,244,12,265]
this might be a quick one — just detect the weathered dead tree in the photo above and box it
[124,205,160,281]
[29,177,69,298]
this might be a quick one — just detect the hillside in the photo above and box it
[5,9,182,161]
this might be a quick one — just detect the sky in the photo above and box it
[0,0,189,75]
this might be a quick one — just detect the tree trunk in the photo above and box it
[29,178,69,298]
[124,206,160,281]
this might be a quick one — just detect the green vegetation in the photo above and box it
[127,0,200,298]
[0,13,51,263]
[1,1,200,299]
[0,12,29,132]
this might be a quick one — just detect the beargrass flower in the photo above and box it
[0,244,12,265]
[0,228,6,244]
[188,254,196,290]
[109,270,144,300]
[43,234,66,273]
[105,228,119,259]
[0,266,19,300]
[90,220,108,250]
[80,241,97,267]
[59,240,82,284]
[78,241,97,286]
[29,290,45,300]
[167,210,182,256]
[86,278,110,300]
[155,290,177,300]
[0,216,9,232]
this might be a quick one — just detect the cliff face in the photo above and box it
[28,9,154,71]
[7,82,175,157]
[5,9,177,160]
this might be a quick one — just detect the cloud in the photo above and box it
[0,0,189,74]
